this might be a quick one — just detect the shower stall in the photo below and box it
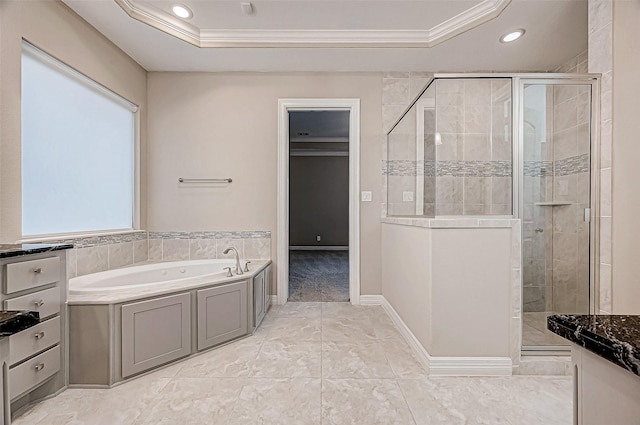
[385,73,599,353]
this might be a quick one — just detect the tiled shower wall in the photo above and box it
[382,72,433,216]
[588,0,613,314]
[383,76,513,217]
[550,82,591,314]
[523,51,591,314]
[39,230,271,278]
[434,79,512,215]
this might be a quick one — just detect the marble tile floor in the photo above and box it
[289,250,349,302]
[14,303,571,425]
[522,312,571,347]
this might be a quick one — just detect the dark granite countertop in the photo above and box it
[0,311,40,337]
[548,314,640,376]
[0,243,73,259]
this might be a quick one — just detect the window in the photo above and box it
[21,41,138,237]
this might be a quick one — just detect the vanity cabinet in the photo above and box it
[0,250,68,416]
[121,292,191,378]
[197,281,247,350]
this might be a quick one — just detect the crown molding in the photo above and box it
[114,0,511,48]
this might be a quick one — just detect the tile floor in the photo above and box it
[289,251,349,302]
[14,303,572,425]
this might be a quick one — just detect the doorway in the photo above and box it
[277,99,361,305]
[288,111,350,301]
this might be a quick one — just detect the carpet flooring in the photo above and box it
[288,250,349,302]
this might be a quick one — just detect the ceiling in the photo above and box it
[62,0,588,72]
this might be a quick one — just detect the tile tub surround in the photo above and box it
[36,230,271,279]
[13,303,572,425]
[548,314,640,376]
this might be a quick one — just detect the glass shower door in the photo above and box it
[521,81,593,349]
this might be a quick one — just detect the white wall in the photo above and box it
[0,0,148,243]
[611,0,640,313]
[430,228,511,357]
[381,221,516,361]
[381,223,431,349]
[146,72,383,295]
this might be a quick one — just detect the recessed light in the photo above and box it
[500,29,525,43]
[171,4,192,19]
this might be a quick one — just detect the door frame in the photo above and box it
[277,98,361,305]
[515,77,601,353]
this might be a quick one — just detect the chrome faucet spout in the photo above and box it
[223,247,243,275]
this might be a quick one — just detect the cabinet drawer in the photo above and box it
[9,317,61,366]
[10,345,60,400]
[5,257,60,294]
[4,287,60,319]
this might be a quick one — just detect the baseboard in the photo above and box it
[365,295,512,376]
[359,294,385,305]
[289,246,349,251]
[428,356,513,376]
[270,295,278,304]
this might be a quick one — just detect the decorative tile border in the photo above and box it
[39,231,148,248]
[384,160,512,177]
[436,160,512,177]
[524,161,553,177]
[382,160,416,176]
[385,155,587,179]
[554,153,590,176]
[149,231,271,240]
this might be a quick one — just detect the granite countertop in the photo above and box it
[0,243,73,259]
[548,314,640,376]
[0,311,40,337]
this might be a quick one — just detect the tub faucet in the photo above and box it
[223,247,243,275]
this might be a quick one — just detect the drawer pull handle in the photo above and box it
[33,299,45,308]
[34,363,45,372]
[34,331,45,340]
[33,268,43,274]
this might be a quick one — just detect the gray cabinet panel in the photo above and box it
[263,265,272,314]
[197,281,247,351]
[122,292,191,378]
[253,271,265,327]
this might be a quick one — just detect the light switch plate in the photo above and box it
[361,191,372,202]
[403,191,414,202]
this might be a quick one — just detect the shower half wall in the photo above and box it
[381,73,600,373]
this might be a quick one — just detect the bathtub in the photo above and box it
[69,259,247,295]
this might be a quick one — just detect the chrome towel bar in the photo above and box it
[178,178,232,183]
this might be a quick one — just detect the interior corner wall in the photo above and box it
[0,0,148,243]
[146,72,383,296]
[611,0,640,314]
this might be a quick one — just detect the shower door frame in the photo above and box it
[514,75,601,353]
